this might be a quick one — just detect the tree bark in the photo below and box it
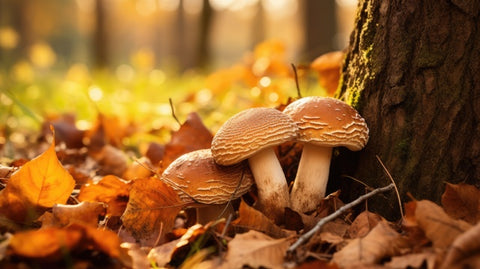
[333,0,480,219]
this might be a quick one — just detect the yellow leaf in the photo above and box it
[0,130,75,222]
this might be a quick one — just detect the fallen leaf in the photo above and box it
[42,113,85,149]
[442,221,480,269]
[345,210,385,239]
[441,183,480,224]
[222,230,292,269]
[332,221,407,268]
[405,200,471,249]
[8,226,82,260]
[122,157,153,181]
[8,223,125,261]
[121,177,183,245]
[89,144,128,176]
[0,130,75,222]
[232,199,294,239]
[161,112,213,172]
[51,201,107,227]
[78,175,131,216]
[385,251,437,269]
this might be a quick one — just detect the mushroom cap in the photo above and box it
[211,107,298,165]
[282,96,369,151]
[161,149,254,205]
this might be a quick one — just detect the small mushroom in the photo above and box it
[283,96,369,213]
[211,107,298,223]
[161,149,254,224]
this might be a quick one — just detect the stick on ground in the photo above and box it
[286,183,395,255]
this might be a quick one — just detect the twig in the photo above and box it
[375,155,404,218]
[286,183,395,255]
[291,63,302,98]
[169,98,181,126]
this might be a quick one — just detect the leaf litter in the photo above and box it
[1,44,480,268]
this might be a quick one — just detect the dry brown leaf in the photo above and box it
[385,251,437,269]
[232,199,294,239]
[332,221,407,268]
[9,226,83,260]
[51,201,107,227]
[78,175,131,216]
[441,183,480,224]
[160,112,213,172]
[122,157,153,181]
[442,221,480,269]
[0,130,75,222]
[8,223,124,261]
[121,177,183,245]
[345,210,385,239]
[42,113,85,149]
[406,200,471,249]
[89,144,128,176]
[222,230,291,269]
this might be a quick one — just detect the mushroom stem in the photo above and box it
[290,144,332,213]
[247,147,290,223]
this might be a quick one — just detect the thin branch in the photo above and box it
[375,155,404,218]
[286,183,395,255]
[169,98,181,126]
[291,63,302,98]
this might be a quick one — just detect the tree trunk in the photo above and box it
[93,0,108,69]
[333,0,480,219]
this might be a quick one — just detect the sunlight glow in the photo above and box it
[195,88,213,105]
[262,0,297,17]
[88,86,103,102]
[136,0,158,16]
[158,0,180,11]
[250,86,261,97]
[259,76,271,87]
[116,64,135,82]
[0,27,19,49]
[184,0,203,15]
[268,92,279,103]
[76,120,92,131]
[149,69,166,85]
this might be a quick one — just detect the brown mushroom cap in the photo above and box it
[161,149,254,205]
[211,107,298,166]
[310,51,344,72]
[283,96,369,151]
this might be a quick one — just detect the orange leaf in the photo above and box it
[50,201,107,227]
[9,227,83,259]
[0,130,75,222]
[160,112,213,172]
[8,223,123,260]
[441,183,480,224]
[121,177,183,245]
[232,200,293,239]
[78,175,131,216]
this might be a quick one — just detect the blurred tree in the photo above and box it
[196,0,212,69]
[303,0,337,61]
[334,0,480,219]
[93,0,108,69]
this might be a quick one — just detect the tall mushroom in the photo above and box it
[211,107,298,223]
[283,96,369,213]
[161,149,254,224]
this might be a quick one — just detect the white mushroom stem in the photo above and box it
[247,147,290,223]
[290,144,332,213]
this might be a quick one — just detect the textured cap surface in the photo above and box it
[211,107,298,165]
[283,96,369,151]
[161,149,254,205]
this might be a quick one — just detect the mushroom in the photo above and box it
[310,51,345,96]
[283,96,369,213]
[211,107,298,223]
[161,149,254,224]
